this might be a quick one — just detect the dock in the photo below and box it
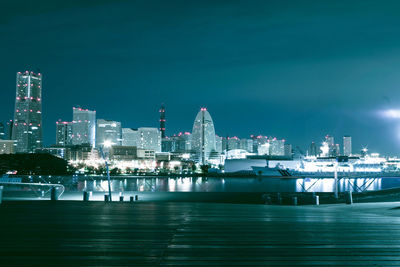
[2,201,400,265]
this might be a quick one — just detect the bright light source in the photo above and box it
[381,109,400,119]
[103,140,113,148]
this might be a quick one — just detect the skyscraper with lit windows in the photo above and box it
[191,108,217,164]
[343,136,352,156]
[71,107,96,147]
[12,71,43,153]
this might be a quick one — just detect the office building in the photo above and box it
[137,127,161,152]
[56,120,72,146]
[269,138,285,156]
[122,128,139,146]
[309,141,318,156]
[343,136,352,156]
[71,107,96,147]
[12,71,43,153]
[96,119,122,147]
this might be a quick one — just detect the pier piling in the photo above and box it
[50,187,57,201]
[83,191,90,201]
[346,191,353,205]
[293,196,298,206]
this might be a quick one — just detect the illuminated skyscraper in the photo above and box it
[159,104,166,138]
[269,138,285,156]
[12,71,43,153]
[56,120,72,146]
[343,136,352,156]
[71,107,96,147]
[191,108,216,164]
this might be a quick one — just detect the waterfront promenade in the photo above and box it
[1,201,400,266]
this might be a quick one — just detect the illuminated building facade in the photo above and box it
[0,123,5,140]
[122,128,139,146]
[0,140,15,154]
[56,120,72,146]
[343,135,352,156]
[138,127,161,152]
[12,71,43,153]
[72,107,96,147]
[96,119,122,147]
[240,138,253,153]
[191,108,217,164]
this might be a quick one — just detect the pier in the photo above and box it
[2,201,400,265]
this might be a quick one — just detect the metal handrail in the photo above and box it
[0,182,65,200]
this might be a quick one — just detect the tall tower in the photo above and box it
[12,71,43,153]
[191,108,216,164]
[343,136,352,156]
[159,104,166,138]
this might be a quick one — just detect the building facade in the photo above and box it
[137,127,161,152]
[12,71,43,153]
[56,120,72,146]
[71,107,96,147]
[343,135,352,156]
[96,119,122,147]
[0,140,15,154]
[191,108,217,164]
[122,128,139,146]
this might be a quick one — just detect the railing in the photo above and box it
[0,182,65,200]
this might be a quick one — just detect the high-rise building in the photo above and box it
[215,135,223,153]
[137,127,161,152]
[96,119,122,147]
[71,107,96,147]
[269,138,285,156]
[309,141,317,156]
[159,104,166,138]
[240,138,253,153]
[122,128,139,146]
[191,108,217,164]
[12,71,43,153]
[56,120,72,146]
[6,120,13,140]
[0,122,5,140]
[325,135,336,157]
[343,136,352,156]
[227,136,240,150]
[284,143,292,157]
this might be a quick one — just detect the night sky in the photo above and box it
[2,0,400,155]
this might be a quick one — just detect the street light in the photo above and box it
[100,140,113,201]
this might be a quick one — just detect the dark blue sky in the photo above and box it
[1,0,400,154]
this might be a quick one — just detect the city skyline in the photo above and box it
[0,71,381,156]
[2,1,400,154]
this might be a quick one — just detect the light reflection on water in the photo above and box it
[64,176,400,193]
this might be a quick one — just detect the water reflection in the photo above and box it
[54,176,400,193]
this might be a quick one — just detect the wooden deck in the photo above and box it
[1,201,400,266]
